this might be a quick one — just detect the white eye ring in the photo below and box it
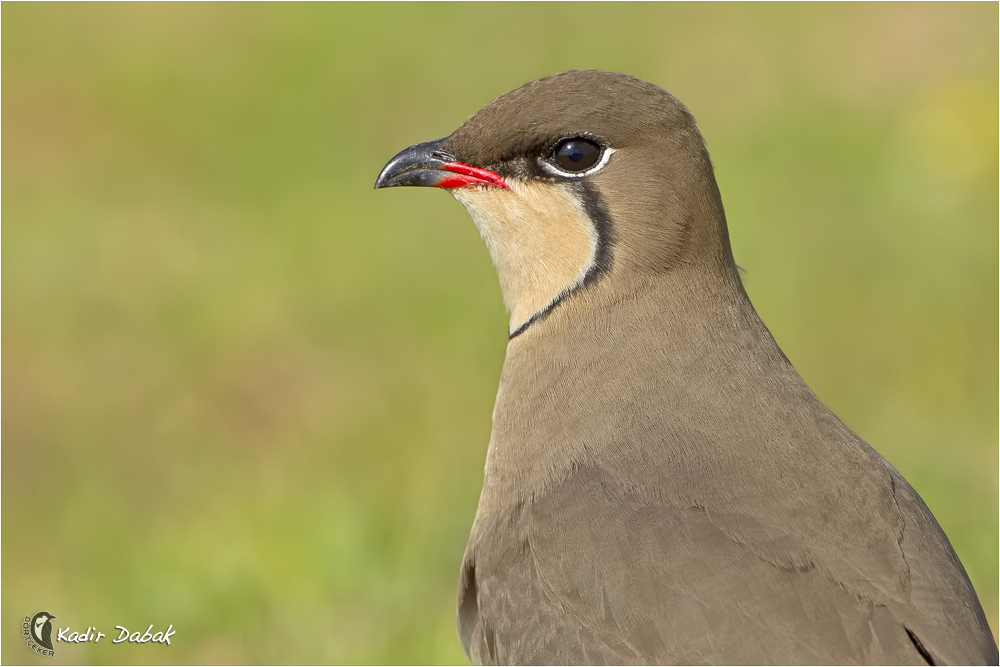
[539,146,616,179]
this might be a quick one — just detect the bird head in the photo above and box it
[376,70,737,337]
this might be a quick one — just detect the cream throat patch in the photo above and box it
[453,180,604,335]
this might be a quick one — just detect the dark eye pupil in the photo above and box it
[554,139,600,172]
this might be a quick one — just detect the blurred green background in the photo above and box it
[3,3,996,664]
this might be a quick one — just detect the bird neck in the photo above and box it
[475,266,809,517]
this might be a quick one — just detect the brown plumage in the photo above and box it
[375,70,997,665]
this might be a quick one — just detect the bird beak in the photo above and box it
[374,138,508,190]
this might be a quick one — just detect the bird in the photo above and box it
[374,70,997,665]
[31,612,55,651]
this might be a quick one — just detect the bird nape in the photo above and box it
[375,70,997,666]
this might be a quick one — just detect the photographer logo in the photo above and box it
[23,611,56,657]
[22,612,176,655]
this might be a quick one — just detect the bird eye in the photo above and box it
[552,138,602,173]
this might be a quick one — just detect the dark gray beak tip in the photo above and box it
[373,163,401,190]
[374,138,450,190]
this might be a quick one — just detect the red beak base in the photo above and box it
[437,162,509,190]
